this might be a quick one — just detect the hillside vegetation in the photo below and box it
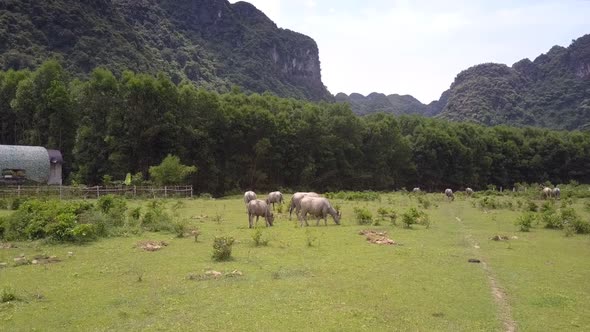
[2,62,590,194]
[339,35,590,130]
[0,0,331,100]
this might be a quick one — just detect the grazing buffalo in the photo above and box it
[244,191,257,204]
[412,187,421,193]
[466,187,474,196]
[247,199,274,228]
[289,192,319,220]
[299,196,341,226]
[542,187,552,199]
[267,191,283,209]
[552,187,561,199]
[445,188,455,201]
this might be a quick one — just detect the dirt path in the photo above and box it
[461,224,517,331]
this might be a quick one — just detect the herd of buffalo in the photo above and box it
[243,185,561,228]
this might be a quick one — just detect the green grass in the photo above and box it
[1,194,589,331]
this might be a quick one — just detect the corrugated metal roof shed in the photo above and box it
[0,145,51,183]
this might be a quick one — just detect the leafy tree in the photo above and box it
[149,154,197,186]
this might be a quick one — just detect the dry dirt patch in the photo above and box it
[359,230,396,245]
[136,240,169,251]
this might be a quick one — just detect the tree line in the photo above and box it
[1,61,590,195]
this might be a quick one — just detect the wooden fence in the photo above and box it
[0,185,193,199]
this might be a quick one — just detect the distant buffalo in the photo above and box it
[466,188,474,196]
[267,191,283,209]
[412,187,421,193]
[247,199,274,228]
[299,196,341,226]
[289,192,319,220]
[542,187,552,199]
[445,189,454,201]
[552,187,561,199]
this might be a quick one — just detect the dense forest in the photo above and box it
[339,34,590,131]
[0,0,331,101]
[2,61,590,195]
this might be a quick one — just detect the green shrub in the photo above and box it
[377,207,397,226]
[2,200,91,242]
[541,210,562,229]
[540,201,555,213]
[97,195,127,227]
[526,201,538,212]
[560,208,590,234]
[173,219,187,238]
[353,207,373,225]
[0,199,8,210]
[325,191,380,201]
[199,193,213,200]
[515,212,536,232]
[10,197,25,210]
[417,196,432,209]
[1,287,17,303]
[141,202,173,232]
[212,236,235,261]
[71,224,97,242]
[252,228,269,247]
[401,208,430,229]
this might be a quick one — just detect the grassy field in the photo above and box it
[1,193,589,331]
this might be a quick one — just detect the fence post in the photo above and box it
[96,186,100,198]
[190,185,193,199]
[164,186,167,198]
[134,185,136,198]
[18,185,21,197]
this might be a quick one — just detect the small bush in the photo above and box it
[1,287,17,303]
[401,208,430,229]
[540,201,555,213]
[377,207,397,226]
[10,197,25,210]
[541,210,562,229]
[276,203,284,214]
[325,191,380,201]
[71,224,98,242]
[141,203,173,232]
[199,193,213,200]
[305,229,317,247]
[252,228,269,247]
[560,208,590,234]
[0,199,8,210]
[212,236,235,261]
[417,196,432,209]
[515,212,536,232]
[353,207,373,225]
[526,201,538,212]
[173,220,188,238]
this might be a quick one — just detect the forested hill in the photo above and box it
[339,35,590,130]
[334,92,443,117]
[0,0,331,101]
[3,62,590,194]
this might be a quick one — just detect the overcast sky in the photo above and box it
[230,0,590,103]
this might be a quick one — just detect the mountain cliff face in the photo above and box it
[438,35,590,130]
[339,35,590,130]
[0,0,331,100]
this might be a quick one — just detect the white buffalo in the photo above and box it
[466,187,474,196]
[267,191,283,209]
[542,187,552,199]
[244,191,257,204]
[299,196,341,226]
[289,192,319,220]
[247,199,274,228]
[445,188,455,201]
[552,187,561,199]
